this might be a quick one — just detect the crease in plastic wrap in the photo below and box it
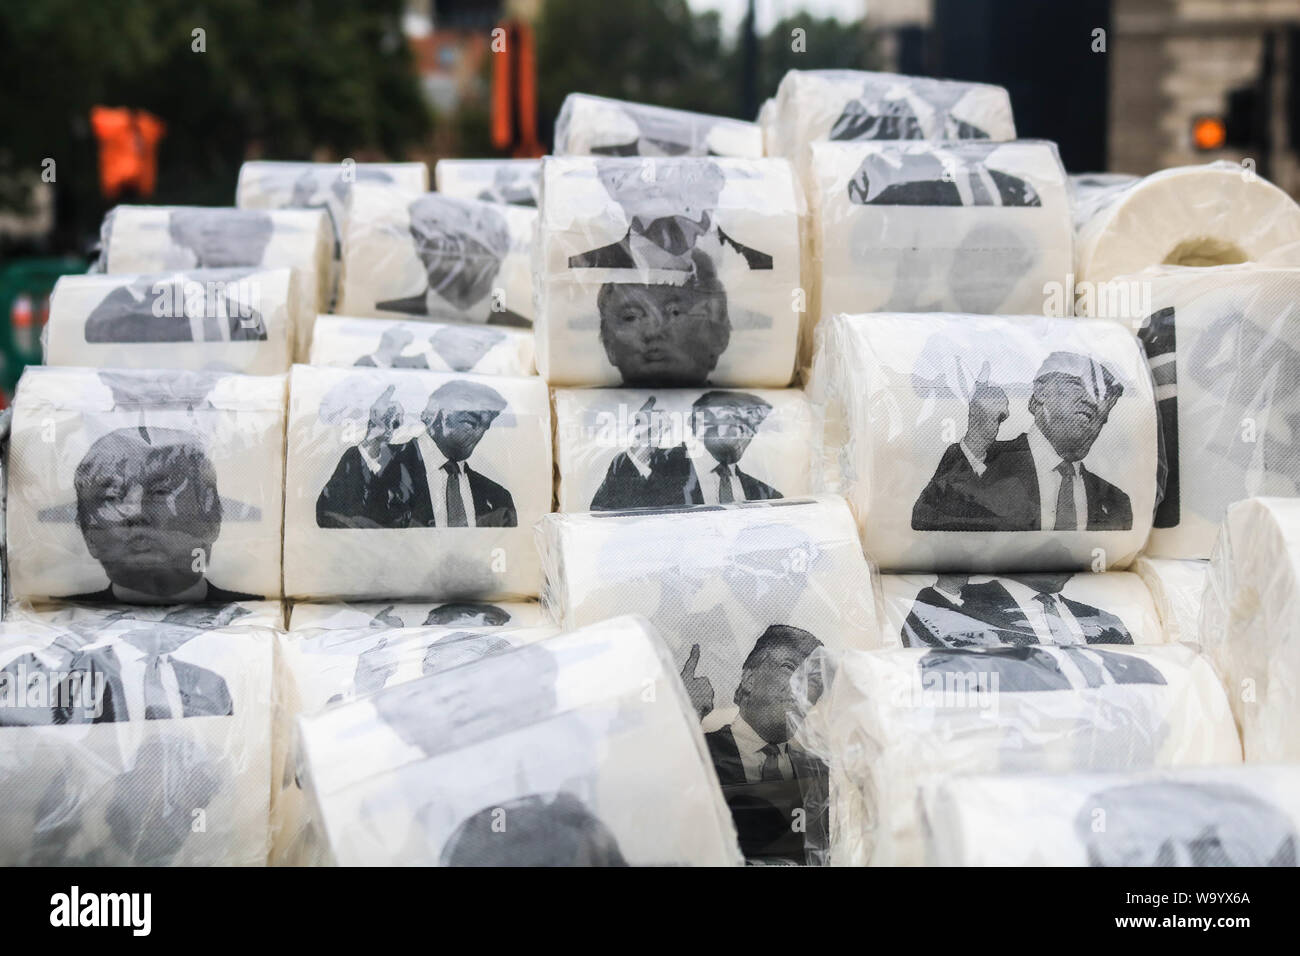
[0,619,274,865]
[1200,496,1300,763]
[337,185,535,328]
[288,599,549,631]
[293,616,744,866]
[808,312,1160,572]
[7,367,286,604]
[876,570,1166,650]
[1073,161,1300,288]
[1133,556,1209,648]
[553,93,763,158]
[552,386,816,512]
[308,315,535,376]
[283,365,551,601]
[537,495,881,864]
[535,155,807,388]
[434,158,541,207]
[1079,263,1300,558]
[794,642,1240,866]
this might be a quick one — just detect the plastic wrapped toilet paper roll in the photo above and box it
[1074,162,1300,287]
[337,185,535,327]
[288,599,549,630]
[1068,172,1139,233]
[7,367,286,604]
[0,620,274,865]
[536,156,805,388]
[554,93,763,158]
[877,571,1165,650]
[7,600,284,630]
[1133,557,1208,648]
[552,386,815,512]
[804,643,1240,866]
[1081,265,1300,558]
[46,268,296,374]
[295,616,743,865]
[1201,497,1300,763]
[308,315,535,376]
[283,365,551,601]
[810,140,1073,318]
[435,158,540,207]
[538,495,880,863]
[808,312,1159,571]
[921,765,1300,867]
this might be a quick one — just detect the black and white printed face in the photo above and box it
[438,792,628,866]
[167,209,274,268]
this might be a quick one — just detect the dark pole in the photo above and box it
[741,0,758,119]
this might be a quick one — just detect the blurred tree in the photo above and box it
[754,13,878,102]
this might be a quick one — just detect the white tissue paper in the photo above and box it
[538,495,879,862]
[1074,162,1300,288]
[337,185,535,327]
[435,158,541,207]
[809,140,1072,320]
[1080,264,1300,558]
[921,764,1300,866]
[809,312,1159,572]
[1201,496,1300,763]
[554,93,763,158]
[1133,556,1208,648]
[7,367,286,604]
[804,643,1240,866]
[0,619,274,865]
[553,386,815,512]
[283,365,551,601]
[536,156,804,388]
[1067,172,1139,233]
[308,315,535,376]
[877,571,1165,650]
[46,268,297,374]
[288,599,549,630]
[6,600,284,631]
[295,616,743,866]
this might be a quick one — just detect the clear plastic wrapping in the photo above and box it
[553,93,763,158]
[535,156,805,388]
[1201,496,1300,763]
[802,643,1240,865]
[537,495,880,862]
[808,312,1159,571]
[434,158,541,207]
[288,599,550,630]
[0,619,274,865]
[552,386,816,511]
[283,365,551,601]
[46,268,297,373]
[921,765,1299,866]
[1133,556,1209,648]
[337,185,535,327]
[7,367,286,604]
[293,616,743,865]
[307,315,535,376]
[876,571,1166,649]
[1067,172,1139,234]
[7,600,285,631]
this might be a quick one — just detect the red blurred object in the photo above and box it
[490,21,542,158]
[91,107,166,199]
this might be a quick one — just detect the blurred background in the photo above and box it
[1,0,1299,390]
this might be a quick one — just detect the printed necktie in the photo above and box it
[1055,460,1078,530]
[443,460,469,527]
[143,655,173,720]
[1034,593,1078,645]
[759,743,784,782]
[715,464,735,504]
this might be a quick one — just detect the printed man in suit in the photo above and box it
[830,76,992,142]
[423,602,512,626]
[569,160,772,270]
[168,208,273,269]
[84,272,267,343]
[591,390,782,509]
[918,645,1165,693]
[913,351,1133,532]
[846,148,1039,207]
[60,427,261,604]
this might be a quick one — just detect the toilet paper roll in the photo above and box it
[554,93,763,158]
[288,599,550,630]
[536,156,804,388]
[7,367,286,604]
[552,386,815,512]
[1133,556,1208,648]
[308,315,535,376]
[337,186,535,327]
[808,312,1159,571]
[435,158,540,207]
[538,494,879,863]
[283,365,551,601]
[806,643,1240,866]
[295,616,743,866]
[7,600,284,630]
[1201,496,1300,763]
[810,140,1073,318]
[1068,172,1139,233]
[1074,162,1300,288]
[97,204,332,357]
[46,268,296,374]
[0,620,274,865]
[1081,264,1300,558]
[877,571,1165,650]
[920,765,1300,867]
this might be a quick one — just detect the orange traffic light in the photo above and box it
[1192,115,1227,151]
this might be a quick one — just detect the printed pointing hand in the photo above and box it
[680,643,714,720]
[964,361,1008,461]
